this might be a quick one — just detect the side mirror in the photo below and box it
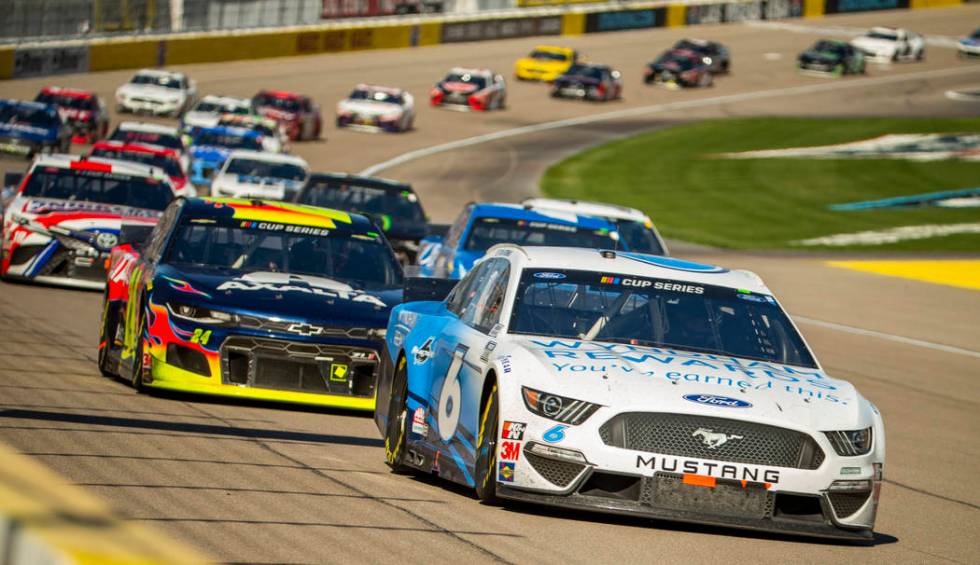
[118,224,155,249]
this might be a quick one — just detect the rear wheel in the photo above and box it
[384,355,410,472]
[474,382,500,503]
[97,297,118,378]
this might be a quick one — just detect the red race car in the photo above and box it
[89,140,195,197]
[35,87,109,144]
[252,90,321,141]
[430,67,506,111]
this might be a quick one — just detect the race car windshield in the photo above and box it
[219,118,276,136]
[194,101,249,114]
[297,181,425,222]
[510,270,817,368]
[110,130,182,151]
[35,93,96,110]
[444,73,487,89]
[349,89,403,105]
[564,65,602,79]
[656,54,695,70]
[224,158,307,182]
[613,220,665,255]
[867,30,899,41]
[22,167,174,211]
[165,221,402,289]
[813,41,845,54]
[0,105,60,128]
[131,74,182,89]
[254,94,301,112]
[91,148,183,178]
[674,39,710,53]
[529,50,568,61]
[190,130,262,150]
[464,217,618,252]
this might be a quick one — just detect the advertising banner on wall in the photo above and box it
[584,8,667,33]
[441,16,562,43]
[686,0,802,24]
[13,46,90,79]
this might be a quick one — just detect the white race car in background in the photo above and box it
[336,85,415,133]
[115,69,197,117]
[181,95,255,129]
[850,27,925,63]
[379,246,885,541]
[958,27,980,58]
[521,197,669,256]
[210,150,309,201]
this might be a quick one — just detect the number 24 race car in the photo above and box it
[377,246,885,540]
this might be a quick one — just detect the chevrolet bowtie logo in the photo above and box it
[286,323,324,336]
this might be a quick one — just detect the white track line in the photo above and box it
[358,64,979,176]
[744,20,962,48]
[795,316,980,359]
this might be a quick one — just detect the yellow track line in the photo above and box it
[826,260,980,291]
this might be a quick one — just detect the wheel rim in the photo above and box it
[385,356,408,466]
[476,383,498,494]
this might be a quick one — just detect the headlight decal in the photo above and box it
[522,386,599,425]
[824,428,873,456]
[167,302,239,326]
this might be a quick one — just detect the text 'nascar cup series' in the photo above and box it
[377,246,884,540]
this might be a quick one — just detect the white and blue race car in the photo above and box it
[376,246,885,540]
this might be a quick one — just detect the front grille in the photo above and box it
[524,452,585,488]
[646,472,775,519]
[600,413,824,470]
[220,336,378,398]
[237,315,371,340]
[828,491,870,519]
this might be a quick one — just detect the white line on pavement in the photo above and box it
[794,316,980,359]
[743,20,962,48]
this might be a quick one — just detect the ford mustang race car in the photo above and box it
[850,27,924,63]
[1,155,172,288]
[645,50,713,88]
[185,125,265,188]
[957,27,980,58]
[35,87,109,144]
[515,46,578,82]
[89,140,194,198]
[115,69,196,117]
[98,198,403,409]
[252,90,321,141]
[210,150,309,201]
[672,39,730,74]
[0,100,71,159]
[551,64,622,101]
[181,95,255,129]
[295,173,428,263]
[521,197,668,256]
[336,85,415,133]
[109,122,189,170]
[377,246,885,540]
[798,40,866,77]
[417,203,621,279]
[218,114,287,153]
[430,68,506,111]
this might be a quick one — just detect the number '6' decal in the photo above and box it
[437,346,466,442]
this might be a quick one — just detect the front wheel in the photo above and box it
[474,382,500,503]
[384,355,411,472]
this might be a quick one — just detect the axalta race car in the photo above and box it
[336,85,415,133]
[797,40,866,77]
[218,114,287,153]
[645,50,713,88]
[89,140,195,198]
[115,69,196,117]
[514,45,578,82]
[99,198,403,410]
[109,122,190,171]
[672,39,731,74]
[0,100,71,159]
[181,95,255,129]
[295,173,428,263]
[957,27,980,58]
[430,68,506,111]
[210,150,309,201]
[417,202,621,280]
[35,87,109,144]
[252,90,322,141]
[850,27,924,63]
[551,64,622,102]
[1,155,172,289]
[185,125,265,188]
[377,247,885,541]
[521,197,668,256]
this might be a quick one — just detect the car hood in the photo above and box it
[851,37,896,53]
[212,173,304,198]
[518,58,568,71]
[182,112,221,128]
[190,145,233,163]
[117,84,183,100]
[439,81,480,94]
[506,337,869,431]
[0,122,57,142]
[338,100,403,117]
[156,266,401,329]
[258,107,298,122]
[800,50,842,63]
[555,75,600,86]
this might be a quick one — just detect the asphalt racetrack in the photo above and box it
[1,6,979,564]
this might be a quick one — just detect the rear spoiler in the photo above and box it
[403,272,457,304]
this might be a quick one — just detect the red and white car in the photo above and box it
[336,85,415,133]
[430,67,506,111]
[34,87,109,144]
[89,140,195,197]
[252,90,322,141]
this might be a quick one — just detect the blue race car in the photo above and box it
[185,125,264,188]
[0,99,71,159]
[417,203,622,279]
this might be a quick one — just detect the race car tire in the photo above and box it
[384,355,411,473]
[916,49,924,61]
[97,297,118,378]
[129,307,147,392]
[474,381,500,504]
[833,64,845,77]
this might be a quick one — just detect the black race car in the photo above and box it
[672,38,730,73]
[645,49,713,88]
[550,63,622,102]
[295,173,429,264]
[798,40,866,76]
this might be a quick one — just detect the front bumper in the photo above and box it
[0,136,41,157]
[118,97,182,115]
[337,114,402,132]
[2,232,107,288]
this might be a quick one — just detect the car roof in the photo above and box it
[490,246,770,294]
[532,45,573,53]
[183,198,376,231]
[117,121,180,135]
[40,87,95,98]
[134,68,184,79]
[256,89,303,100]
[225,149,308,166]
[31,154,166,179]
[191,125,259,137]
[448,67,492,77]
[470,202,617,230]
[520,198,650,223]
[307,172,411,191]
[197,95,252,106]
[353,84,404,95]
[1,99,55,111]
[91,140,178,157]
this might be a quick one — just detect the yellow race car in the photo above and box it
[514,45,579,82]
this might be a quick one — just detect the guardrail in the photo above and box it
[0,0,965,79]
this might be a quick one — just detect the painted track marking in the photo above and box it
[794,316,980,359]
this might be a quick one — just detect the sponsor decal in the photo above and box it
[723,134,980,162]
[240,220,331,237]
[497,461,516,482]
[692,428,743,449]
[620,253,729,274]
[412,407,428,436]
[13,46,90,79]
[330,363,349,382]
[502,421,526,441]
[480,340,496,363]
[215,272,386,307]
[162,276,212,299]
[413,337,435,365]
[500,440,521,461]
[793,223,980,247]
[534,271,567,280]
[684,394,752,408]
[25,198,160,218]
[600,276,621,284]
[499,355,513,374]
[636,455,780,484]
[542,424,568,443]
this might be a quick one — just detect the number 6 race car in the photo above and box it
[377,246,885,540]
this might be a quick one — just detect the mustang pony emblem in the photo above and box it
[692,428,743,449]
